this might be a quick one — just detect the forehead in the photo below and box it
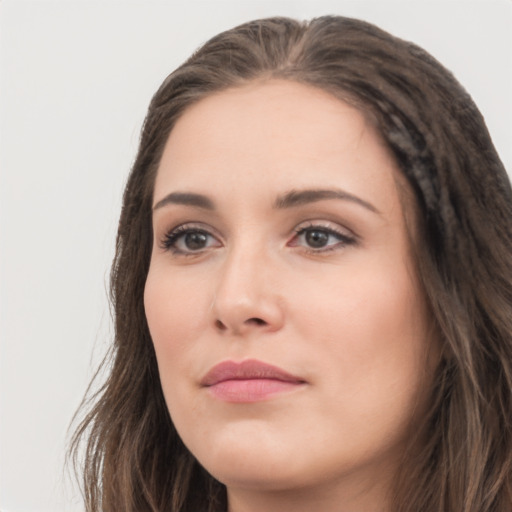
[154,79,402,218]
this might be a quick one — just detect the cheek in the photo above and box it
[143,265,211,383]
[300,260,423,338]
[294,259,429,406]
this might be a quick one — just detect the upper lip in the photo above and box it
[200,359,305,387]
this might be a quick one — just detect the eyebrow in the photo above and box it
[153,188,380,215]
[273,188,380,214]
[153,192,215,211]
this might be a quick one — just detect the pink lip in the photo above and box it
[200,359,306,403]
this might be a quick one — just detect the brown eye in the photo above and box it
[184,231,208,250]
[161,226,221,254]
[305,229,329,248]
[289,224,357,253]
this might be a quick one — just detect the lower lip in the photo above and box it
[206,379,304,403]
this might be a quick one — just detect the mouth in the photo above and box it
[200,359,307,403]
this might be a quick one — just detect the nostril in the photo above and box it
[246,317,267,326]
[214,316,269,333]
[215,319,227,331]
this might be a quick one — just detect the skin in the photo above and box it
[144,80,435,512]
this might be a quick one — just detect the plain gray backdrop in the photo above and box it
[1,1,511,511]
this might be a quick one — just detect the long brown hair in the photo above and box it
[69,16,512,511]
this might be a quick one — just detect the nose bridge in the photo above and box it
[212,234,283,333]
[216,236,267,308]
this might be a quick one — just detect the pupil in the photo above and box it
[306,229,328,248]
[185,231,207,250]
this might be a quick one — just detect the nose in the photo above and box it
[212,244,285,336]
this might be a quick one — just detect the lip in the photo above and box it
[200,359,306,403]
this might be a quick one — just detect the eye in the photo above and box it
[160,225,221,254]
[289,223,357,252]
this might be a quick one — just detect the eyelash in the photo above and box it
[160,224,216,255]
[291,223,357,253]
[159,222,357,256]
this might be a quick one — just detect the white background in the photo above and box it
[0,1,511,511]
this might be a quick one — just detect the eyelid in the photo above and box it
[292,219,357,238]
[288,220,358,252]
[157,219,358,256]
[159,222,223,254]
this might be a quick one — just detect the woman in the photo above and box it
[70,15,512,512]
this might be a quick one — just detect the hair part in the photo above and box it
[69,15,512,512]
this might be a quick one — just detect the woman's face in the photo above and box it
[145,80,434,505]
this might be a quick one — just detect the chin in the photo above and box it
[205,456,308,492]
[186,426,310,490]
